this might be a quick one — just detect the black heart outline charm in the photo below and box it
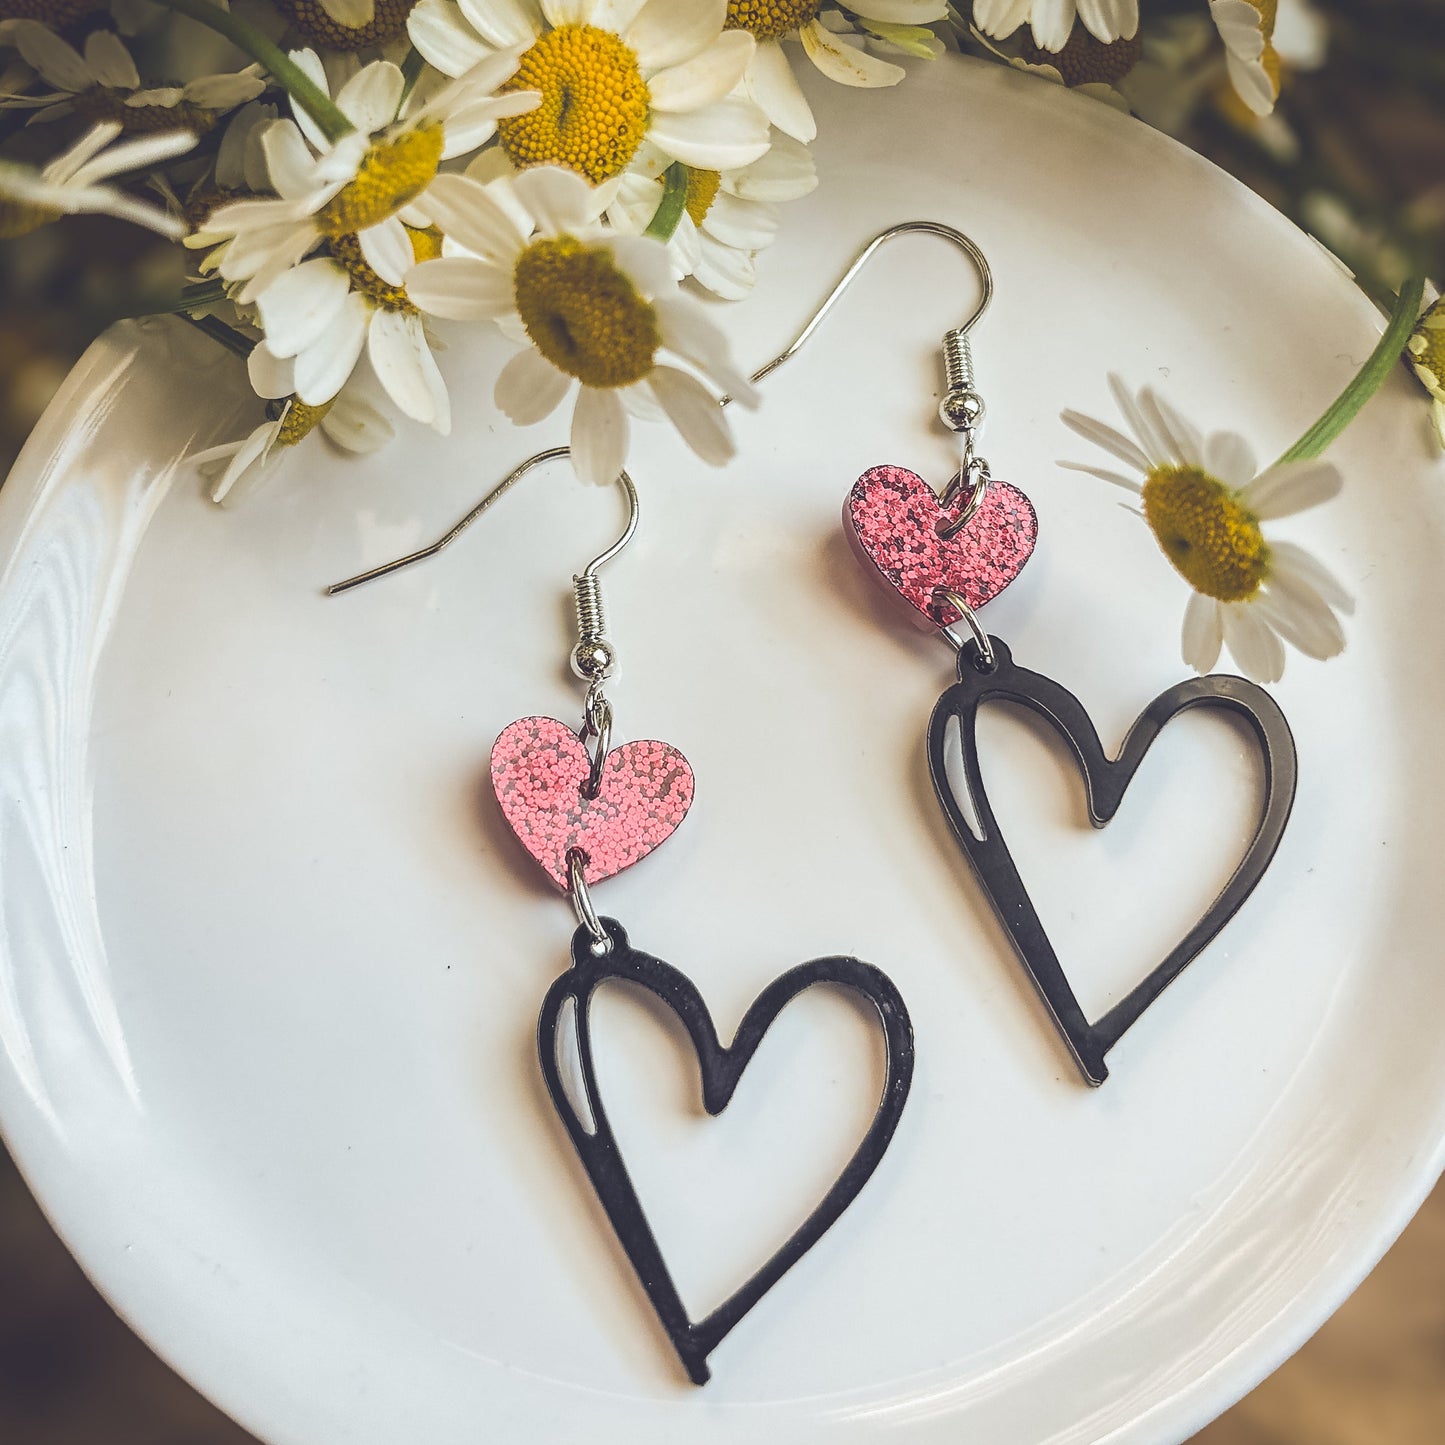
[536,918,915,1385]
[928,637,1298,1087]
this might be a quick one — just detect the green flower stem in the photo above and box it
[643,163,688,243]
[1277,275,1426,464]
[147,0,354,144]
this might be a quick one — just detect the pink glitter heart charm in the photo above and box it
[491,717,695,891]
[845,464,1038,629]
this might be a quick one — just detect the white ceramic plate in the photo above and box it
[2,53,1443,1445]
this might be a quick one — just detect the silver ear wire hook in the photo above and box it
[719,221,994,535]
[327,447,637,809]
[326,222,987,599]
[326,445,637,596]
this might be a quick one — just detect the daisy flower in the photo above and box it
[606,134,817,299]
[406,0,769,181]
[0,20,264,128]
[404,163,757,485]
[0,119,194,238]
[1208,0,1279,116]
[195,48,537,303]
[728,1,949,144]
[1407,296,1445,450]
[192,349,395,506]
[250,222,452,431]
[973,0,1138,55]
[1061,376,1352,683]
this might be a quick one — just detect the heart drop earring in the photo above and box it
[829,227,1299,1087]
[327,448,915,1386]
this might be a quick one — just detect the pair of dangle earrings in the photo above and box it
[328,223,1298,1383]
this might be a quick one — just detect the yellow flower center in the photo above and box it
[684,167,721,226]
[328,226,439,312]
[1142,466,1271,602]
[1409,301,1445,401]
[513,235,659,388]
[73,86,217,135]
[277,396,334,447]
[272,0,417,51]
[317,126,443,239]
[0,195,60,239]
[499,25,650,184]
[725,0,820,40]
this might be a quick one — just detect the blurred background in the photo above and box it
[2,0,1443,1438]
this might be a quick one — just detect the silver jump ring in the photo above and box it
[931,587,997,671]
[567,848,610,952]
[937,459,992,542]
[579,688,612,799]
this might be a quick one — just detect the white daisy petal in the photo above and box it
[799,19,905,87]
[209,423,279,505]
[247,344,296,400]
[359,214,414,285]
[1108,373,1173,465]
[742,41,815,144]
[646,364,735,466]
[421,172,530,263]
[692,229,756,299]
[321,392,396,453]
[570,385,629,486]
[1239,458,1342,519]
[1255,574,1346,660]
[701,190,776,250]
[1076,0,1139,42]
[972,0,1035,39]
[1060,407,1152,473]
[287,49,335,153]
[1026,0,1076,50]
[406,255,517,318]
[10,23,91,93]
[1202,428,1258,489]
[368,310,447,428]
[409,0,498,77]
[184,72,267,109]
[1056,460,1143,492]
[541,0,590,24]
[646,94,769,170]
[625,0,725,73]
[1268,539,1355,614]
[496,346,572,423]
[1221,602,1286,683]
[606,232,675,296]
[69,126,196,182]
[725,130,816,201]
[256,258,351,357]
[337,61,406,133]
[648,31,755,113]
[83,32,140,89]
[260,119,325,200]
[452,0,541,46]
[294,292,369,404]
[512,164,599,234]
[1141,386,1204,468]
[1180,591,1224,673]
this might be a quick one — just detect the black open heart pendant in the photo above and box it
[928,638,1297,1087]
[537,918,915,1385]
